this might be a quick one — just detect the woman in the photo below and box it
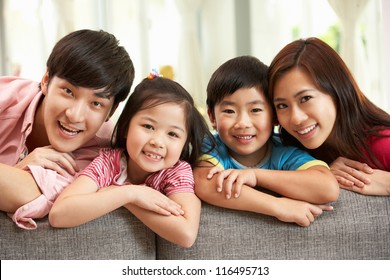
[268,37,390,196]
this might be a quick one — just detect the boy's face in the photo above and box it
[209,87,274,167]
[39,72,115,153]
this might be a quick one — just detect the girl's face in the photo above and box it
[126,102,188,182]
[273,68,337,149]
[209,87,273,167]
[39,72,115,153]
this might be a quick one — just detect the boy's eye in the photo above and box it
[92,101,103,108]
[252,108,263,113]
[222,109,235,114]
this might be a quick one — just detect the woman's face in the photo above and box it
[272,68,337,149]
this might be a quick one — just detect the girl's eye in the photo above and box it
[142,124,154,130]
[168,131,179,138]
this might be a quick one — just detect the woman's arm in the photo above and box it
[124,192,201,248]
[194,161,332,227]
[49,175,183,228]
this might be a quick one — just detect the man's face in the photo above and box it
[39,72,115,152]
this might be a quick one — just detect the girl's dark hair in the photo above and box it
[206,55,272,119]
[46,29,135,106]
[112,77,214,167]
[268,37,390,167]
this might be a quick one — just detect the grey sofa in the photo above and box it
[1,189,389,260]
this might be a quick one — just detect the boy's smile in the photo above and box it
[210,87,273,167]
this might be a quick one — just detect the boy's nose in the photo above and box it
[234,113,251,129]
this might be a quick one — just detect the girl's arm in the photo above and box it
[124,192,201,248]
[49,175,183,228]
[194,161,332,227]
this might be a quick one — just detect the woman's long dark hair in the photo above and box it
[268,37,390,168]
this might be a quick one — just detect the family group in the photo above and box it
[1,29,389,248]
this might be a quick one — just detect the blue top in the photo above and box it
[201,133,328,171]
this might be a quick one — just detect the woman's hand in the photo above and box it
[14,146,78,176]
[330,157,373,189]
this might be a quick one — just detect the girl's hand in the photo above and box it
[206,165,223,179]
[276,197,333,227]
[127,185,184,216]
[330,157,373,189]
[14,146,78,176]
[213,169,257,199]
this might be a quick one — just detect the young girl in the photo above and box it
[268,37,390,196]
[49,72,214,247]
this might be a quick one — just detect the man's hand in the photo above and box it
[14,146,78,176]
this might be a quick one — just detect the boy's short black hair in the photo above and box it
[46,29,135,106]
[206,55,269,116]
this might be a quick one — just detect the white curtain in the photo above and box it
[328,0,370,92]
[174,0,205,107]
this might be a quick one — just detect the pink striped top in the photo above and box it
[80,148,194,196]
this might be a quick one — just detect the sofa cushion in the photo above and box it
[0,207,156,260]
[156,189,390,259]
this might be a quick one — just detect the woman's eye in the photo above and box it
[301,96,312,103]
[275,103,287,109]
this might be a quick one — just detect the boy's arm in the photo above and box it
[236,165,339,204]
[124,192,201,248]
[194,161,331,227]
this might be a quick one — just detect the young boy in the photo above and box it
[0,29,135,229]
[194,56,339,227]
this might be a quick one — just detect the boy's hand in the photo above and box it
[14,146,79,176]
[213,169,257,199]
[330,157,373,189]
[275,197,333,227]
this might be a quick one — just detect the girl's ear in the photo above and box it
[40,70,50,95]
[207,108,217,129]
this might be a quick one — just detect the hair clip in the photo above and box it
[147,68,163,80]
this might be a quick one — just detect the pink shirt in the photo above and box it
[80,148,195,196]
[0,76,114,229]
